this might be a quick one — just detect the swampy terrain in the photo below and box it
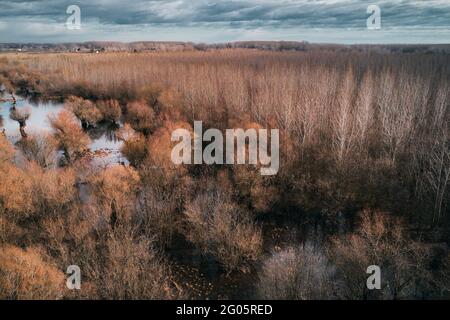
[0,93,126,167]
[0,49,449,300]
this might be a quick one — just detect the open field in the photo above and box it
[0,48,449,299]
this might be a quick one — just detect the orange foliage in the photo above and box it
[0,245,65,299]
[126,100,155,133]
[49,110,91,162]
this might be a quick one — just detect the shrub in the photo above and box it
[0,245,65,299]
[9,107,31,126]
[331,210,432,299]
[126,100,155,133]
[157,88,184,120]
[97,99,121,123]
[9,106,31,137]
[89,165,140,228]
[17,133,58,168]
[257,244,335,300]
[66,96,102,127]
[138,83,164,106]
[0,165,34,220]
[97,234,180,299]
[184,187,262,273]
[137,171,192,249]
[117,124,147,167]
[145,120,192,178]
[24,162,77,217]
[49,110,91,163]
[233,165,279,213]
[0,215,23,244]
[121,137,147,168]
[0,74,14,93]
[0,135,15,163]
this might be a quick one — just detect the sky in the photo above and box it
[0,0,449,44]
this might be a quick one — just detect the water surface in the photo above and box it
[0,93,124,166]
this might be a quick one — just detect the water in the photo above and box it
[0,93,125,166]
[88,123,128,166]
[0,95,62,141]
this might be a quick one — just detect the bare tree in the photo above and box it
[334,67,356,163]
[257,243,335,300]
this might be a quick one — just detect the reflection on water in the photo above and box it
[0,94,62,142]
[0,93,125,165]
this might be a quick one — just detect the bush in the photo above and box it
[0,245,65,299]
[97,99,121,123]
[117,124,147,167]
[89,165,140,228]
[9,106,31,137]
[233,165,279,213]
[0,215,23,244]
[145,120,192,177]
[66,96,102,127]
[184,187,262,273]
[97,234,180,299]
[0,165,34,220]
[157,88,184,120]
[331,210,432,299]
[122,140,147,170]
[0,135,15,163]
[25,162,77,217]
[49,110,91,163]
[121,137,147,168]
[9,107,31,126]
[138,83,164,106]
[17,133,58,168]
[137,170,192,249]
[257,244,335,300]
[0,161,76,221]
[0,74,14,93]
[126,100,155,133]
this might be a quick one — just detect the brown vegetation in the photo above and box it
[66,96,102,128]
[48,110,91,163]
[184,187,262,273]
[0,48,449,299]
[0,245,65,300]
[97,99,121,123]
[125,100,155,133]
[257,244,335,300]
[331,211,434,299]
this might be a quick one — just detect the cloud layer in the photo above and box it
[1,0,449,43]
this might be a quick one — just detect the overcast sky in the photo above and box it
[0,0,449,44]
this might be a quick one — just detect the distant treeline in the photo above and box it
[1,41,450,54]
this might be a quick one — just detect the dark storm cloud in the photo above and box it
[0,0,449,43]
[2,0,450,27]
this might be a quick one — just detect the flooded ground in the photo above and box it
[1,93,359,300]
[0,93,125,166]
[169,211,357,299]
